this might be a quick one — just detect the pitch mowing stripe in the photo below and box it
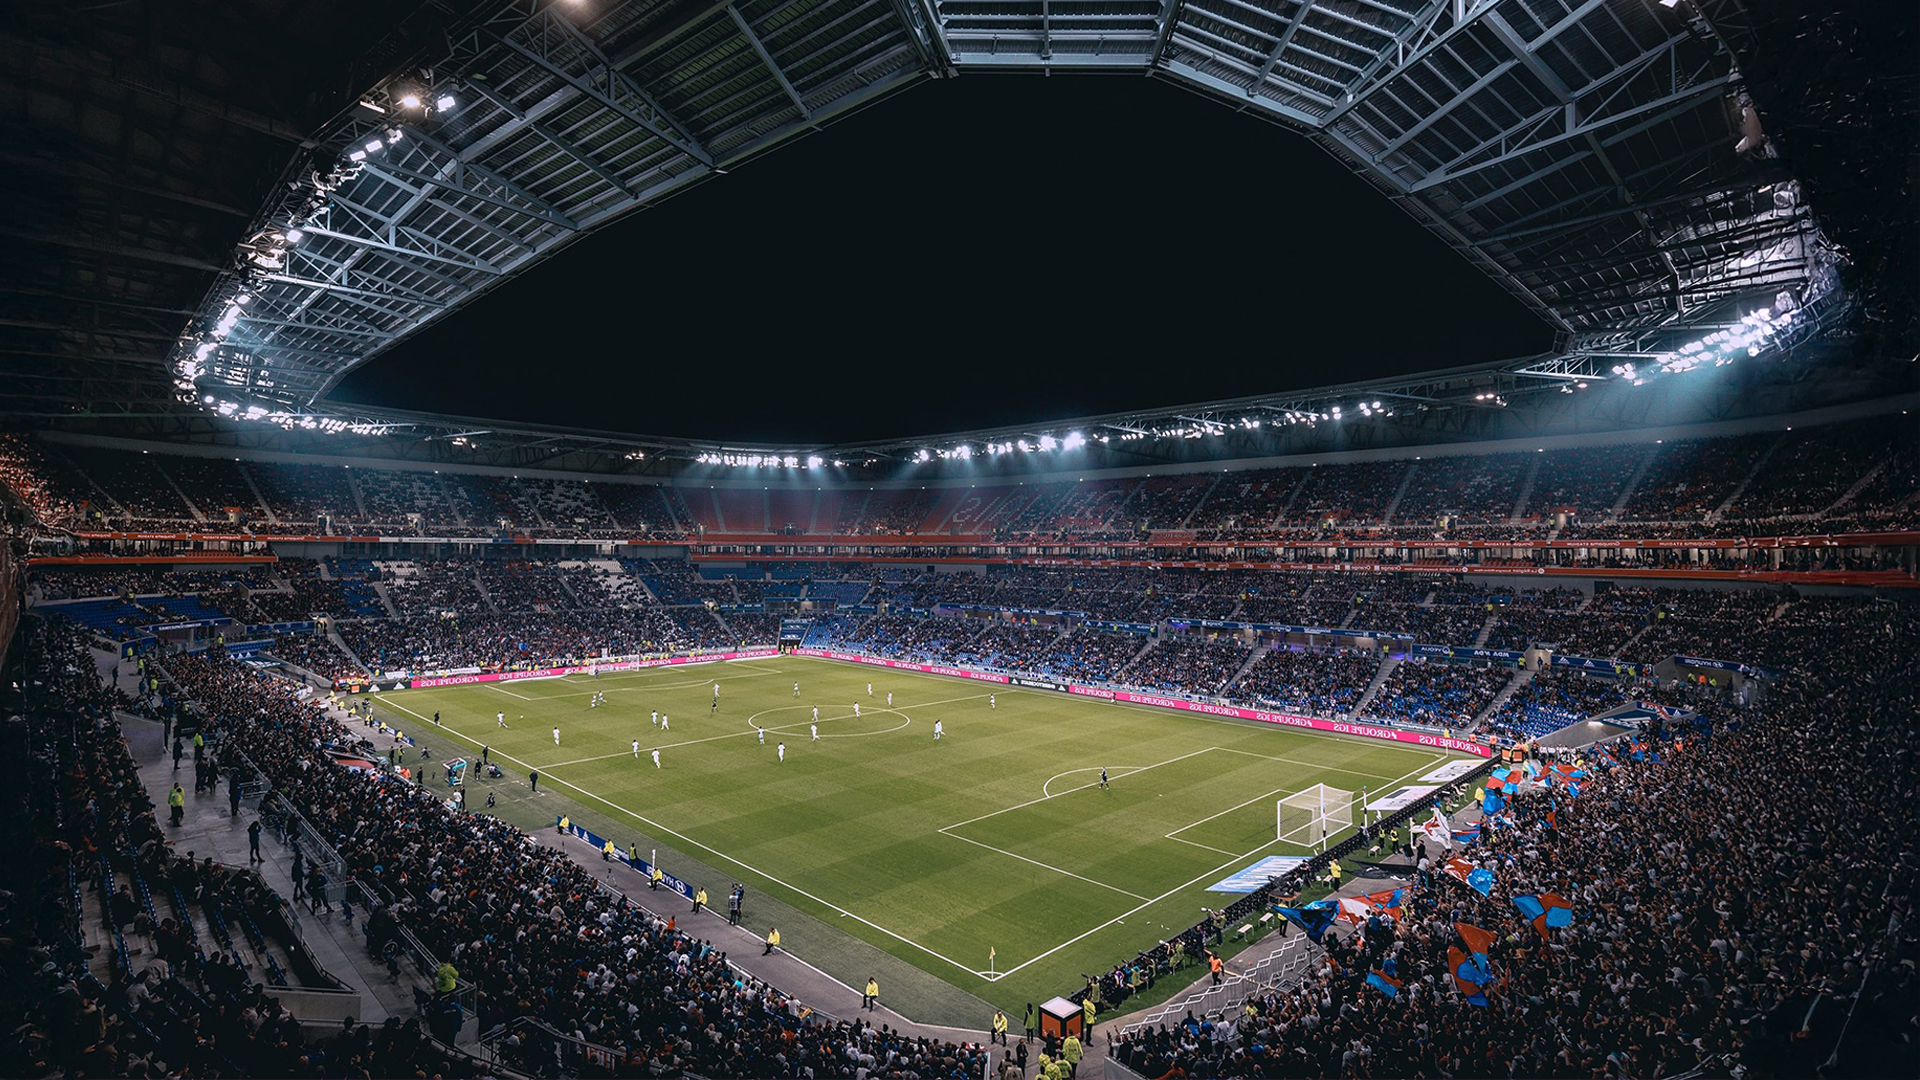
[376,657,1466,985]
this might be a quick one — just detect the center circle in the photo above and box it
[745,704,913,739]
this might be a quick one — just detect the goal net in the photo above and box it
[1278,784,1356,850]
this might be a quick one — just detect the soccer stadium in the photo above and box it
[0,1,1915,1077]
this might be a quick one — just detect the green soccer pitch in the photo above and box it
[366,654,1462,1017]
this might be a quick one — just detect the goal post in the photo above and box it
[1277,784,1356,851]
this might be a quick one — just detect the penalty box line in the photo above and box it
[369,693,999,981]
[980,749,1450,982]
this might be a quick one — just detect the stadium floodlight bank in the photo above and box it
[1278,784,1355,852]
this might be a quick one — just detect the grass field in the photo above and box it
[366,655,1461,1019]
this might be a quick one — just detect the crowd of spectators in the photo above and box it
[6,418,1912,542]
[1110,599,1918,1080]
[1120,636,1251,696]
[151,643,999,1079]
[1366,659,1511,727]
[1,621,475,1078]
[1234,647,1379,716]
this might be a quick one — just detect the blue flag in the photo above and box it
[1466,867,1495,897]
[1275,899,1340,943]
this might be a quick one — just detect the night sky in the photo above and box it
[331,74,1552,445]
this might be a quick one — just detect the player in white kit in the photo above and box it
[651,709,658,727]
[933,719,943,741]
[777,742,785,763]
[632,740,640,758]
[810,723,818,741]
[886,691,893,707]
[553,727,561,746]
[652,749,661,768]
[498,711,508,727]
[852,703,860,718]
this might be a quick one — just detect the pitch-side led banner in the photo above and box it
[790,648,1011,684]
[408,649,779,689]
[1072,686,1492,757]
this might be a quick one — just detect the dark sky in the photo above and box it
[331,74,1551,445]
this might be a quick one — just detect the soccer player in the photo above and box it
[887,691,893,707]
[810,723,818,741]
[777,742,785,763]
[632,740,640,759]
[652,748,661,768]
[651,709,658,727]
[757,726,765,745]
[812,705,819,723]
[989,694,996,709]
[712,682,720,699]
[710,696,718,714]
[553,726,561,746]
[497,711,508,727]
[660,714,669,731]
[933,719,943,741]
[1100,767,1109,789]
[852,702,860,718]
[792,681,800,697]
[866,682,873,696]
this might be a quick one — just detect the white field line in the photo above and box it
[486,684,534,701]
[1205,744,1408,780]
[1163,835,1242,857]
[981,749,1449,981]
[938,832,1150,901]
[387,658,1464,983]
[1042,766,1147,798]
[1165,784,1304,839]
[370,697,997,979]
[938,746,1217,833]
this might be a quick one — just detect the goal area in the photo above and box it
[1278,784,1356,850]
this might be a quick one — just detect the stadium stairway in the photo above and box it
[1223,645,1269,696]
[1474,667,1534,730]
[1472,613,1499,648]
[1508,452,1544,523]
[1610,444,1663,519]
[329,626,369,671]
[1711,430,1789,521]
[1379,462,1417,526]
[1821,459,1888,517]
[1353,657,1400,717]
[123,700,445,1034]
[368,580,402,618]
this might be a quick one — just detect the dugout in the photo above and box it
[1039,997,1083,1040]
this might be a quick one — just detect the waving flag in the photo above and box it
[1466,866,1495,897]
[1441,855,1475,887]
[1366,966,1401,998]
[1448,946,1492,1005]
[1275,899,1339,942]
[1422,807,1454,850]
[1338,887,1406,925]
[1512,893,1574,939]
[1451,824,1482,846]
[1455,922,1495,962]
[1482,790,1506,816]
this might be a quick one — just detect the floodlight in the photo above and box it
[1062,432,1086,450]
[286,228,306,243]
[349,150,367,162]
[400,94,422,109]
[436,94,457,112]
[806,455,823,469]
[1038,435,1058,451]
[365,139,384,153]
[916,449,931,462]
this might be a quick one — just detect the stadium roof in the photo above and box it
[2,0,1904,474]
